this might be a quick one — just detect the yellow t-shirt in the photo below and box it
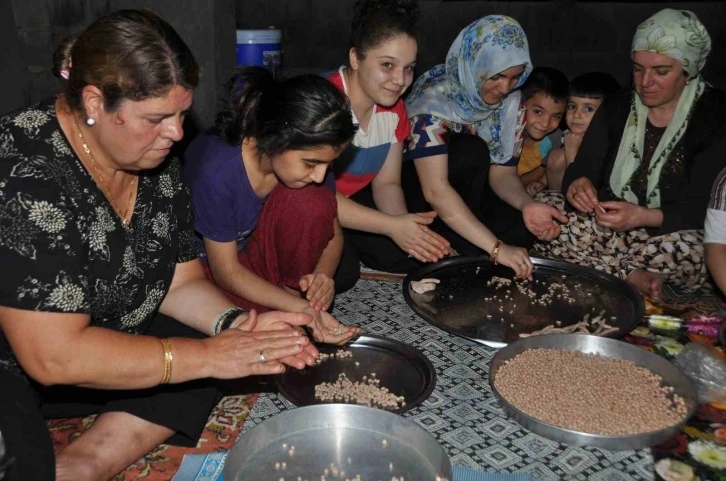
[517,135,554,176]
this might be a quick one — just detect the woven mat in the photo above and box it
[243,280,654,481]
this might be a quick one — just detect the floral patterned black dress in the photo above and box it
[0,98,218,452]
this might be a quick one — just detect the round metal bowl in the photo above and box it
[489,333,697,451]
[274,335,436,414]
[224,404,452,480]
[403,256,644,349]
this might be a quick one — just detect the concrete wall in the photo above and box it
[236,1,726,90]
[1,0,237,131]
[3,1,724,124]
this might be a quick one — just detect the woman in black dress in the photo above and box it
[0,10,324,481]
[534,9,726,298]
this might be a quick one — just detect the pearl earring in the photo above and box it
[86,118,96,126]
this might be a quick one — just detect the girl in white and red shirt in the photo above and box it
[326,0,450,290]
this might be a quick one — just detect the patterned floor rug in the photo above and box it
[48,394,258,481]
[48,275,725,481]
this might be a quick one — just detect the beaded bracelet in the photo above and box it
[213,307,247,335]
[160,338,173,385]
[491,239,503,265]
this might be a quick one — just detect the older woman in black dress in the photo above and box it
[0,10,339,481]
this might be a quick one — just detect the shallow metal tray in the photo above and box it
[224,404,452,481]
[403,256,644,348]
[489,333,697,451]
[274,334,436,414]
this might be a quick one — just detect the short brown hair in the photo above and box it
[53,9,199,114]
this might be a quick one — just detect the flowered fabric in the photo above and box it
[623,301,726,481]
[610,9,711,208]
[632,9,712,78]
[533,192,707,291]
[405,15,532,165]
[0,98,197,378]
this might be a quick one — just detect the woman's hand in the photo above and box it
[299,273,335,312]
[522,202,569,241]
[566,177,599,213]
[303,307,358,345]
[231,309,318,369]
[204,328,309,378]
[594,201,646,231]
[496,244,534,279]
[526,180,546,196]
[389,212,450,263]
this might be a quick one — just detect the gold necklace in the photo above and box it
[72,117,137,228]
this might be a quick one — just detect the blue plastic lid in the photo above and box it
[236,29,281,44]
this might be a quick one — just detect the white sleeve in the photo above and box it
[704,208,726,244]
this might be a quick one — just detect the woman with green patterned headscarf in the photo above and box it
[534,8,726,298]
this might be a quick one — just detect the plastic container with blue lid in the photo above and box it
[236,28,282,75]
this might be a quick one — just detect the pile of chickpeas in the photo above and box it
[494,348,689,436]
[315,373,405,409]
[315,349,353,364]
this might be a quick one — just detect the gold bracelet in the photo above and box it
[491,239,503,265]
[160,338,173,385]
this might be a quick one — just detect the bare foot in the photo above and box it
[55,411,173,481]
[627,269,662,300]
[55,450,102,481]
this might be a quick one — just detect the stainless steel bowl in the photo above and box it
[404,256,644,349]
[224,404,452,480]
[489,333,697,451]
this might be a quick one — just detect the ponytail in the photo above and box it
[213,67,357,157]
[214,67,276,146]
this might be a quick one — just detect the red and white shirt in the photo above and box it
[326,67,411,197]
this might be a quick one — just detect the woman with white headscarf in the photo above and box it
[399,15,567,278]
[534,8,726,298]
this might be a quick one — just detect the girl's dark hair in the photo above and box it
[351,0,419,58]
[521,67,569,103]
[213,67,357,157]
[569,72,621,100]
[52,9,199,114]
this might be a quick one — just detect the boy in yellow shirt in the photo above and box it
[517,67,568,195]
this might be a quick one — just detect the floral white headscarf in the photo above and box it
[405,15,532,164]
[631,8,711,77]
[610,9,711,208]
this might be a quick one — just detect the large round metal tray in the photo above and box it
[489,333,697,451]
[224,404,452,480]
[274,334,436,414]
[404,256,644,348]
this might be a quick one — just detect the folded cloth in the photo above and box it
[172,452,543,481]
[172,452,226,481]
[452,466,542,481]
